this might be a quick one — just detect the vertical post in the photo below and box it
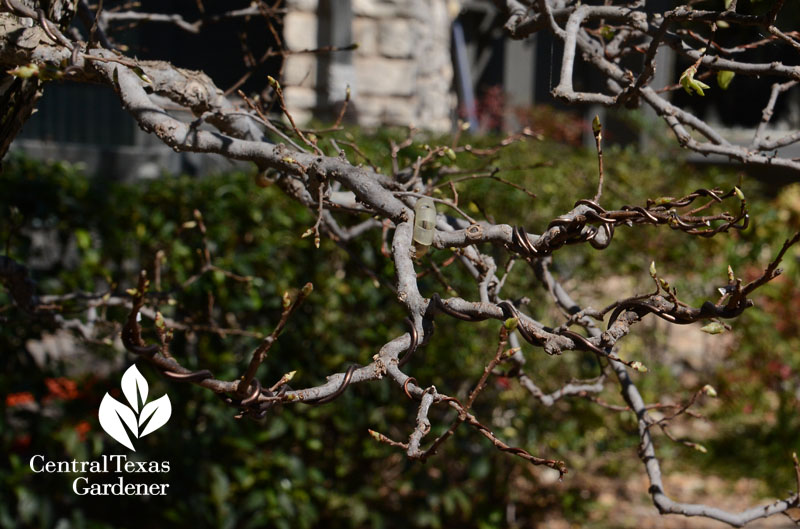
[503,36,536,130]
[317,0,355,114]
[452,19,479,131]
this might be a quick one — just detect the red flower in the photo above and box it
[5,392,35,407]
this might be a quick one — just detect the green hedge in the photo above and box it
[1,130,798,528]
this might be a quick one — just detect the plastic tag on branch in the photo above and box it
[413,197,436,247]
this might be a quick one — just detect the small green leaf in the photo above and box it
[702,384,718,398]
[652,196,675,206]
[680,66,711,96]
[717,70,735,90]
[7,64,39,79]
[75,229,92,250]
[631,361,648,373]
[700,322,726,334]
[693,79,711,96]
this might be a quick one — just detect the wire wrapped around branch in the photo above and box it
[304,365,359,405]
[508,189,747,258]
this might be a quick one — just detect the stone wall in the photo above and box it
[283,0,455,131]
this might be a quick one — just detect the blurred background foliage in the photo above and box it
[1,119,799,528]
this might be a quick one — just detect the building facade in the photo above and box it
[282,0,455,131]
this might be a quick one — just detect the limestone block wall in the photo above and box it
[282,0,455,131]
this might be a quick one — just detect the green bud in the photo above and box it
[702,384,718,398]
[301,282,314,296]
[717,70,735,90]
[680,66,711,96]
[7,64,40,79]
[155,311,166,330]
[282,292,291,309]
[734,186,745,201]
[132,66,152,84]
[504,317,519,331]
[700,322,726,334]
[631,361,648,373]
[649,261,657,278]
[592,115,602,136]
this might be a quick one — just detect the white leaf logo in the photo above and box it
[139,395,171,437]
[98,365,171,451]
[121,364,148,412]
